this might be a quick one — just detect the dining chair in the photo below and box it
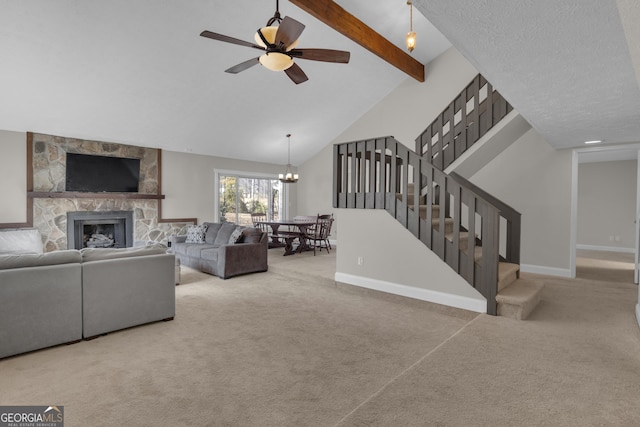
[317,214,333,251]
[306,214,334,255]
[251,212,268,233]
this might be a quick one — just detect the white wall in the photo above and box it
[333,47,479,149]
[162,150,294,223]
[298,46,577,277]
[577,160,637,250]
[336,209,486,312]
[0,130,27,223]
[0,136,291,227]
[297,47,479,239]
[469,129,573,275]
[301,47,491,308]
[295,143,335,236]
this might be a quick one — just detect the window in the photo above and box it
[216,171,285,226]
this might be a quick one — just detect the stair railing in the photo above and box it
[334,136,509,314]
[415,74,512,171]
[449,172,521,266]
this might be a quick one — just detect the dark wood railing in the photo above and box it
[333,137,522,315]
[415,74,512,171]
[449,172,521,266]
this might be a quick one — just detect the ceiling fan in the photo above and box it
[200,0,350,84]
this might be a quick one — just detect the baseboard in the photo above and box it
[520,264,572,278]
[576,244,635,254]
[334,272,487,313]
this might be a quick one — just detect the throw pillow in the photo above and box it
[228,227,244,244]
[185,224,207,243]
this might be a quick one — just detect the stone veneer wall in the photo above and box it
[31,133,190,252]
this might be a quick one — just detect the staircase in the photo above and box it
[332,75,543,319]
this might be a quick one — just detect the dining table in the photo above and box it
[256,219,316,256]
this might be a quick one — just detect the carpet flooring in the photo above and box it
[1,248,639,426]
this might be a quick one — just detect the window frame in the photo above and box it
[213,169,289,223]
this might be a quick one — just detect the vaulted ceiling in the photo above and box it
[0,1,450,165]
[1,1,639,166]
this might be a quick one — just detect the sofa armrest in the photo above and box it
[217,235,268,279]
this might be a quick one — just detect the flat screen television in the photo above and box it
[65,153,141,193]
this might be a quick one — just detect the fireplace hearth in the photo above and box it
[67,211,134,249]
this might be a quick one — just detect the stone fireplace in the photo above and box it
[30,133,191,252]
[67,210,134,249]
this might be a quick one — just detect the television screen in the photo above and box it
[65,153,141,193]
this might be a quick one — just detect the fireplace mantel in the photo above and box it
[28,192,165,200]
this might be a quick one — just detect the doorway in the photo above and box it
[572,147,639,284]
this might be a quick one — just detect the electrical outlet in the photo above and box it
[615,235,621,242]
[357,256,364,266]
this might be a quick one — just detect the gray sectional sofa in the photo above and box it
[169,222,268,279]
[0,244,175,359]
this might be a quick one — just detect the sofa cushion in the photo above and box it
[185,244,217,258]
[214,222,237,246]
[81,243,168,262]
[200,248,219,262]
[228,227,244,244]
[0,250,82,270]
[203,222,222,244]
[185,224,207,243]
[241,228,262,244]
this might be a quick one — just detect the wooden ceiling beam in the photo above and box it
[289,0,425,82]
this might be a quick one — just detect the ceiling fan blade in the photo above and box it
[289,48,350,63]
[225,57,260,74]
[284,62,308,85]
[200,30,264,51]
[275,16,305,49]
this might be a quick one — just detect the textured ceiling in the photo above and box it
[0,0,450,165]
[414,0,640,149]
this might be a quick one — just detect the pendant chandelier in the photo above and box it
[279,134,299,183]
[406,0,417,53]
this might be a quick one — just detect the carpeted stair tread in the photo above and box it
[418,204,441,218]
[432,217,454,233]
[498,262,519,291]
[444,231,471,250]
[496,279,544,320]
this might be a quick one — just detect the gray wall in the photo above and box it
[299,46,576,278]
[316,47,492,308]
[468,129,573,274]
[297,47,479,241]
[162,150,294,223]
[0,130,27,223]
[577,160,637,250]
[0,132,292,226]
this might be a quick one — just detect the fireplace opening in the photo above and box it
[83,222,116,248]
[67,211,134,249]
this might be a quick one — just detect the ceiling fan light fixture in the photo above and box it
[254,26,299,51]
[259,52,294,71]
